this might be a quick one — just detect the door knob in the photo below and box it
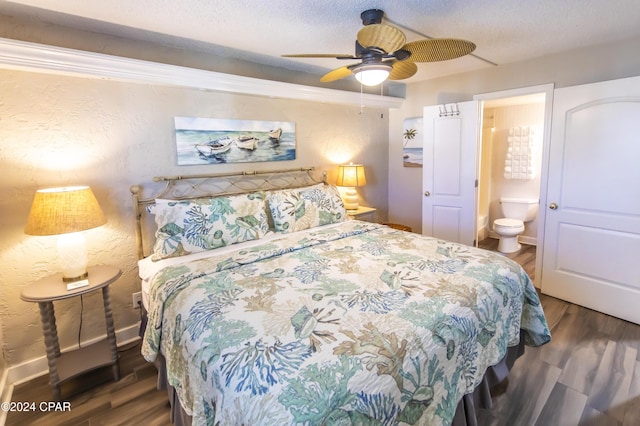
[549,202,558,210]
[424,191,431,197]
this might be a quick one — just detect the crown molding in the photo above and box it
[0,37,404,109]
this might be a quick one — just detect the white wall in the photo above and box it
[388,35,640,234]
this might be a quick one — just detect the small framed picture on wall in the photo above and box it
[402,117,423,168]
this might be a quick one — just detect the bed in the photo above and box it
[131,167,551,426]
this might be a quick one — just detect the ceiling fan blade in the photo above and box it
[403,39,476,62]
[357,24,406,53]
[320,66,354,82]
[282,54,356,59]
[389,61,418,80]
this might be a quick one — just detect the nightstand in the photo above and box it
[348,206,377,222]
[21,265,122,401]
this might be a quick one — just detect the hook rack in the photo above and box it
[439,103,460,117]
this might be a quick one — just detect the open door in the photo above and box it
[541,76,640,324]
[422,101,479,246]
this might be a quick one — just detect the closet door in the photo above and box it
[541,76,640,324]
[422,101,479,246]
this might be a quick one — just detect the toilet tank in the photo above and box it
[500,198,539,221]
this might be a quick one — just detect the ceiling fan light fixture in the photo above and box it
[352,63,392,86]
[286,9,477,86]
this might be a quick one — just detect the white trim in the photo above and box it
[0,322,139,425]
[1,322,141,407]
[474,84,555,103]
[474,83,554,287]
[0,368,9,426]
[0,37,404,109]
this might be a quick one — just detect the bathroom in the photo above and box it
[476,93,546,254]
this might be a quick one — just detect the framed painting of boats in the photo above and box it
[402,116,423,168]
[174,116,295,165]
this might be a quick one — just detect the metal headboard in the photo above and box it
[130,167,325,259]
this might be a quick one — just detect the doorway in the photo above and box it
[473,84,554,287]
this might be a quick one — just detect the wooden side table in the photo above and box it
[21,265,122,401]
[348,206,377,222]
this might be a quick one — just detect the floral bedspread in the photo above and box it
[142,221,550,425]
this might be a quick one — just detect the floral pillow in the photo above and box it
[267,184,347,233]
[151,192,270,260]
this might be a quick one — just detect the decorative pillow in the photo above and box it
[268,184,347,233]
[151,192,270,260]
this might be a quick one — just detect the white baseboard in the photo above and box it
[0,369,9,426]
[519,235,537,246]
[0,321,141,423]
[487,230,537,246]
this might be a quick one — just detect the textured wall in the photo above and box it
[0,68,389,367]
[0,10,390,371]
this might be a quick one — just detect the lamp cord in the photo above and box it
[75,293,146,354]
[78,294,84,349]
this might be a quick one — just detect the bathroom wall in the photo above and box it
[485,102,545,243]
[477,114,495,240]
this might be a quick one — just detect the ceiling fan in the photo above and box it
[282,9,476,86]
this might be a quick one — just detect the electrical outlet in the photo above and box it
[132,292,142,310]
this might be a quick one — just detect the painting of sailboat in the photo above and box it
[174,116,296,165]
[194,137,233,157]
[234,135,259,151]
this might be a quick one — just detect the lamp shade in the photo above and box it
[25,186,106,236]
[336,163,367,188]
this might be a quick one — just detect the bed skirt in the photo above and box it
[152,337,525,426]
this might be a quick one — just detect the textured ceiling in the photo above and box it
[2,0,640,84]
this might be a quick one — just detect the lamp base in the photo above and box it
[58,232,89,284]
[63,272,88,283]
[342,187,359,211]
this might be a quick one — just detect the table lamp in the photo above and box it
[25,186,107,289]
[336,163,367,210]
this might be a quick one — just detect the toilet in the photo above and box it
[492,198,538,253]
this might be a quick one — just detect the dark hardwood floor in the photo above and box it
[7,238,639,425]
[477,239,640,426]
[478,237,536,281]
[6,341,171,426]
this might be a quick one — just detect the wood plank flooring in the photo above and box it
[7,238,640,425]
[6,341,171,426]
[478,237,537,281]
[477,239,640,426]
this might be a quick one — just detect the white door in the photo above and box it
[541,76,640,324]
[422,101,479,246]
